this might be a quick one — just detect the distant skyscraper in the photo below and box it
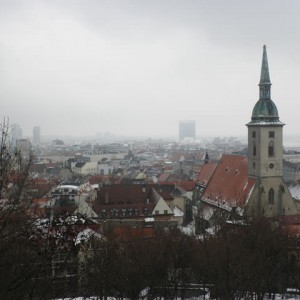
[11,123,22,146]
[179,120,196,141]
[16,138,31,158]
[33,126,41,145]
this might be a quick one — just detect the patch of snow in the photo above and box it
[180,223,194,236]
[58,185,79,191]
[145,217,154,222]
[173,206,184,217]
[75,228,103,245]
[289,184,300,200]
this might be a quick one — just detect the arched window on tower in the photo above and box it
[268,188,274,204]
[268,140,274,157]
[253,140,256,156]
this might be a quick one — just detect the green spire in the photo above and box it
[247,45,283,126]
[259,45,271,100]
[259,45,271,85]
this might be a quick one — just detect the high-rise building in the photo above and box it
[33,126,41,145]
[179,120,196,141]
[16,138,31,159]
[11,123,22,146]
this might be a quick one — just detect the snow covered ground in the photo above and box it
[53,295,300,300]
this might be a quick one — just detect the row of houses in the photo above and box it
[38,181,192,232]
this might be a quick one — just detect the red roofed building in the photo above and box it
[92,184,179,230]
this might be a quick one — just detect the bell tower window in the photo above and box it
[269,131,275,138]
[253,140,256,156]
[268,140,274,157]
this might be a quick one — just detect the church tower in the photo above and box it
[246,45,297,217]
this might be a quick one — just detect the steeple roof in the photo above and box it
[247,45,283,126]
[259,45,271,85]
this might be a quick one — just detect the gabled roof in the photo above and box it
[93,184,157,216]
[202,154,256,208]
[96,184,155,204]
[152,198,173,215]
[196,162,217,186]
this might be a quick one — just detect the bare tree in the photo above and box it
[0,118,54,299]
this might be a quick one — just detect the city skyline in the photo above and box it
[1,1,300,140]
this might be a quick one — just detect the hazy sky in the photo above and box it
[1,0,300,139]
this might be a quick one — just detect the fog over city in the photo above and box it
[1,0,300,142]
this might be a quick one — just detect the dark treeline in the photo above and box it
[78,220,300,300]
[2,216,300,299]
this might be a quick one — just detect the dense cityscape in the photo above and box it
[3,47,300,297]
[2,1,300,299]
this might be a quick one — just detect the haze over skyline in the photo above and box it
[1,0,300,140]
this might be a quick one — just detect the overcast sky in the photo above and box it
[1,0,300,140]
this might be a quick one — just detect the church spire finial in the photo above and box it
[204,150,209,164]
[259,45,271,100]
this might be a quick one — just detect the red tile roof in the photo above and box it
[178,180,196,191]
[158,173,170,182]
[202,154,256,208]
[93,184,157,217]
[89,175,121,185]
[196,162,217,185]
[159,191,174,200]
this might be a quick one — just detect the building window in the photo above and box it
[155,210,159,215]
[253,140,256,156]
[252,131,256,138]
[252,162,256,169]
[101,209,106,218]
[268,188,275,204]
[268,141,274,157]
[269,131,275,138]
[164,210,168,215]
